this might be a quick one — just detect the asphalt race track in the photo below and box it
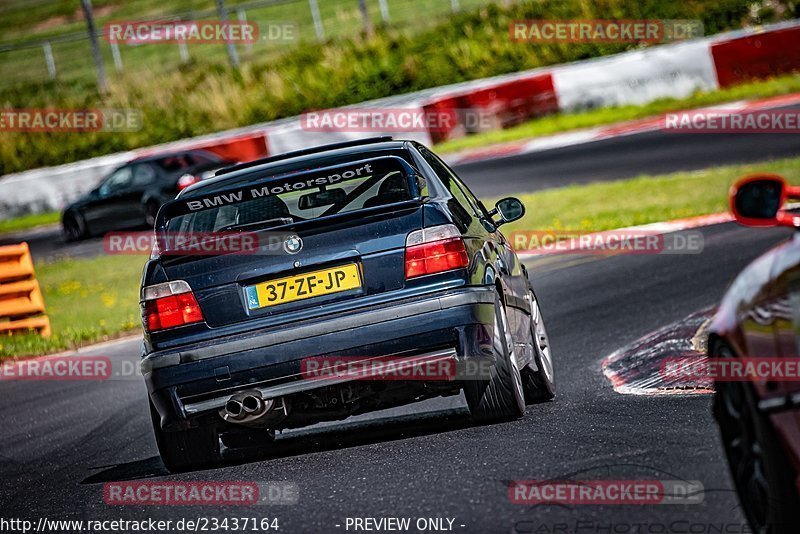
[3,128,799,262]
[0,221,791,532]
[457,130,800,198]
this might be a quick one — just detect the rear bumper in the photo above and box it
[144,286,496,430]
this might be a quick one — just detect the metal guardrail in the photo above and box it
[0,0,483,88]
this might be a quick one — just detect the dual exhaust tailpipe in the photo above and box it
[220,390,287,428]
[226,395,268,418]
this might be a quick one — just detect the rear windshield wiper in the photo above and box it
[216,217,295,233]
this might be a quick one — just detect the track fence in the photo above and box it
[0,0,497,90]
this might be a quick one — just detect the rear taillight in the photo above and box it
[405,224,469,279]
[141,280,204,332]
[177,174,201,191]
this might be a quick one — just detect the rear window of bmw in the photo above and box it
[163,156,423,234]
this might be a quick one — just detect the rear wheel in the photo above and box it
[521,289,555,404]
[62,212,87,242]
[714,344,800,533]
[149,401,221,473]
[221,429,276,449]
[464,297,525,422]
[144,201,160,227]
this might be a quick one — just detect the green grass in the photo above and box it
[438,74,800,154]
[0,211,60,234]
[500,156,800,237]
[0,255,145,359]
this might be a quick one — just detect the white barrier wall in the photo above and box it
[0,152,134,219]
[552,40,719,111]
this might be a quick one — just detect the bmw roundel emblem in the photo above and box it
[284,235,303,254]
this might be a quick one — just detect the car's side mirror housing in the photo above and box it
[492,197,525,226]
[730,173,800,228]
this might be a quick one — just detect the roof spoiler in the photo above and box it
[214,136,395,177]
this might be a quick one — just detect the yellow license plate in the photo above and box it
[246,263,362,310]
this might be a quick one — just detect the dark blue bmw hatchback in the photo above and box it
[141,137,555,471]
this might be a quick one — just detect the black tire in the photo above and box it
[521,289,555,404]
[221,429,276,449]
[149,401,221,473]
[713,344,800,534]
[62,212,87,242]
[464,297,525,422]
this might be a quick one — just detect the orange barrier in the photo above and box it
[196,133,269,163]
[0,243,34,283]
[0,243,50,337]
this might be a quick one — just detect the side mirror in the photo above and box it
[730,173,799,228]
[492,197,525,226]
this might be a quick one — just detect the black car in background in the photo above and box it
[141,137,556,471]
[62,149,234,241]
